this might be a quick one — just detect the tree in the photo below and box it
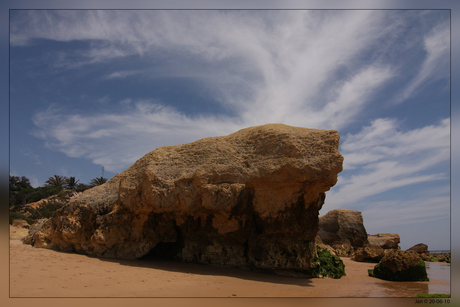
[9,175,32,191]
[90,176,108,187]
[45,175,67,187]
[9,175,33,207]
[65,176,80,190]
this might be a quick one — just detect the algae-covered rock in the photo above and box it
[368,250,429,281]
[312,246,346,279]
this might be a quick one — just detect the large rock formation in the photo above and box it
[28,124,343,274]
[317,209,368,255]
[368,233,400,250]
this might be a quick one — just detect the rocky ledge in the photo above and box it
[26,124,343,274]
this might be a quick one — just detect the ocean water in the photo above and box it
[425,261,450,294]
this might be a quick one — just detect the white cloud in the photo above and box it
[326,117,450,207]
[32,100,244,172]
[16,10,450,235]
[394,21,450,103]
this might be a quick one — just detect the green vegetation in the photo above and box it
[369,259,429,281]
[9,174,109,225]
[45,175,67,187]
[413,294,450,298]
[90,176,108,186]
[65,176,80,190]
[311,246,346,279]
[9,211,34,225]
[426,254,450,263]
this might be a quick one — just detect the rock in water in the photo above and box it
[29,124,343,273]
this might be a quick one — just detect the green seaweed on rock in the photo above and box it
[369,259,429,281]
[311,246,346,279]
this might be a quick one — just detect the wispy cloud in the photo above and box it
[32,100,243,172]
[394,21,450,103]
[13,10,450,236]
[326,117,450,207]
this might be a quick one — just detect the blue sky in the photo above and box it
[7,9,452,251]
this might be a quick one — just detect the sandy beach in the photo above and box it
[9,225,450,298]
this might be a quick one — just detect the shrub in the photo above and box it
[311,246,346,279]
[34,200,64,219]
[9,212,33,225]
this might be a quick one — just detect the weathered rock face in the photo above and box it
[351,245,385,263]
[317,209,368,255]
[406,243,428,254]
[368,233,400,250]
[29,124,343,273]
[22,218,49,245]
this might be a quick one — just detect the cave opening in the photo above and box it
[139,225,184,261]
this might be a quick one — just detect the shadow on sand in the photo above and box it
[91,254,315,288]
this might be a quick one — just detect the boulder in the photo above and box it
[406,243,428,254]
[368,250,429,281]
[368,233,400,250]
[317,209,368,255]
[351,244,385,263]
[28,124,343,274]
[22,218,49,245]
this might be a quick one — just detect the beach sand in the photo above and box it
[9,225,450,298]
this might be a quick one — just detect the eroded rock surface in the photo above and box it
[28,124,343,273]
[368,233,400,250]
[351,244,385,263]
[317,209,368,255]
[406,243,429,254]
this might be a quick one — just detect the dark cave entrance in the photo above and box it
[139,227,184,261]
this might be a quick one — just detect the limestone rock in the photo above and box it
[369,250,429,281]
[317,209,368,255]
[368,233,400,250]
[22,218,49,245]
[351,244,385,263]
[28,124,343,273]
[406,243,428,254]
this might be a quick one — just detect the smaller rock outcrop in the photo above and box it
[351,245,385,263]
[22,219,49,245]
[406,243,429,260]
[368,233,400,250]
[317,209,368,255]
[368,250,429,282]
[406,243,428,254]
